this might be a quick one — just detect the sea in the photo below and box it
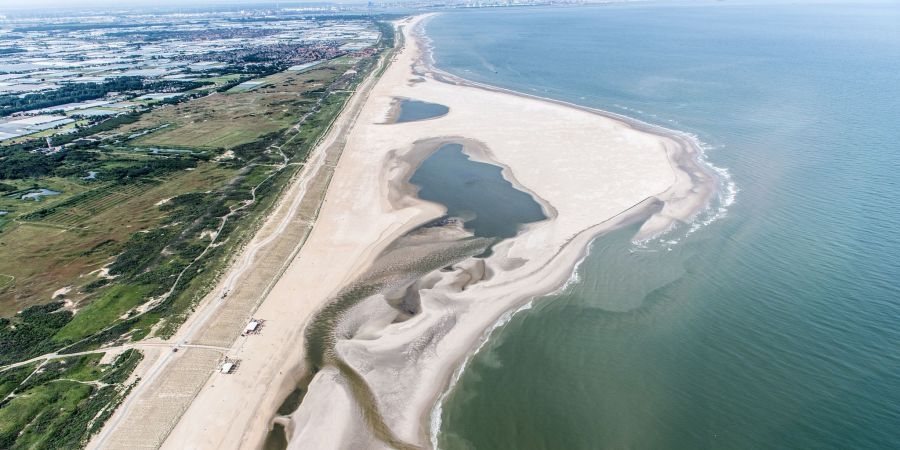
[425,2,900,449]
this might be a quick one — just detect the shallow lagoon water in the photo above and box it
[394,99,449,123]
[20,189,60,201]
[430,3,900,449]
[261,423,287,450]
[409,143,545,240]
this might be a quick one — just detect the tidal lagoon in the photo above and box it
[410,143,547,240]
[393,99,450,123]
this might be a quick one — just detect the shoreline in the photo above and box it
[413,13,737,244]
[414,15,721,243]
[90,28,400,449]
[109,10,727,449]
[411,14,726,447]
[284,13,721,450]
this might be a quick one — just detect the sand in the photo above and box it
[101,13,715,450]
[280,14,715,449]
[281,14,713,449]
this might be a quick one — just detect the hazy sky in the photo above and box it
[0,0,350,11]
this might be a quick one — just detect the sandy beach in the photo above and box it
[109,13,715,450]
[280,14,714,449]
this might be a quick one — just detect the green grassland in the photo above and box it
[0,350,143,449]
[0,22,392,448]
[0,164,234,316]
[1,52,380,354]
[0,275,13,292]
[119,64,355,151]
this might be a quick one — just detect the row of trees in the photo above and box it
[0,77,207,117]
[0,77,145,117]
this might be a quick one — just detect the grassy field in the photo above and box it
[21,181,159,226]
[0,275,13,292]
[0,350,143,449]
[1,54,374,337]
[118,65,354,151]
[0,177,95,219]
[0,164,234,316]
[53,284,152,342]
[0,32,389,448]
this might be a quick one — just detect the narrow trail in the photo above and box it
[0,342,230,373]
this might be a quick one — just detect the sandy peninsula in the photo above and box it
[117,13,714,450]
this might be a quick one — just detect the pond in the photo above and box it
[409,143,546,240]
[20,188,60,201]
[393,99,449,123]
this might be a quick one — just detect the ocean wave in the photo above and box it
[639,138,738,251]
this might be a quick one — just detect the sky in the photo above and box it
[0,0,351,11]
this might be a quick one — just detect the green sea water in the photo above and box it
[427,2,900,449]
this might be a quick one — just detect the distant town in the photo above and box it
[0,11,381,143]
[0,1,599,143]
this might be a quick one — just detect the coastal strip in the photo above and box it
[85,27,397,450]
[99,11,722,449]
[276,13,720,450]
